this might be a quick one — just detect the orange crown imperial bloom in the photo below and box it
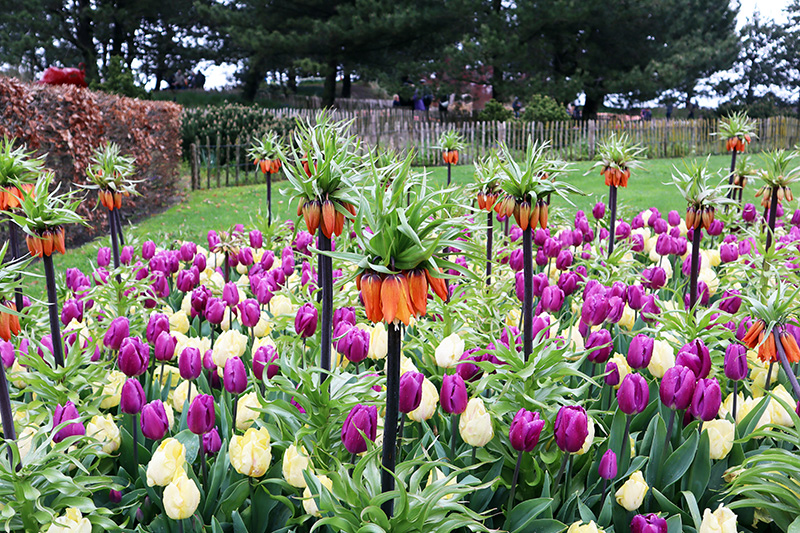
[780,330,800,363]
[0,301,21,341]
[361,272,383,323]
[757,329,777,363]
[742,320,765,349]
[425,268,449,303]
[406,269,429,317]
[25,227,66,258]
[380,274,413,326]
[320,200,335,238]
[302,200,321,236]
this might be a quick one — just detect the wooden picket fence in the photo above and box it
[189,114,800,189]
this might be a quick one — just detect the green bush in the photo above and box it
[90,56,148,99]
[522,94,569,122]
[181,104,294,160]
[477,99,513,122]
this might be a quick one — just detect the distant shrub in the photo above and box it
[181,104,294,158]
[90,56,148,99]
[522,94,569,122]
[0,77,181,246]
[477,99,513,122]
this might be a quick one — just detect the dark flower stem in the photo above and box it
[114,209,125,246]
[381,323,401,517]
[132,413,139,467]
[199,433,207,481]
[552,453,568,492]
[600,479,608,506]
[319,233,333,382]
[775,330,800,402]
[109,209,120,270]
[732,381,738,426]
[689,225,702,313]
[43,254,65,367]
[447,163,451,186]
[619,414,632,472]
[223,252,230,283]
[266,171,272,225]
[396,413,406,463]
[663,410,676,454]
[450,413,459,461]
[765,361,775,391]
[522,225,534,362]
[486,211,493,286]
[231,393,238,432]
[8,220,23,312]
[608,185,617,257]
[0,363,16,466]
[508,451,523,510]
[728,149,737,201]
[765,186,779,252]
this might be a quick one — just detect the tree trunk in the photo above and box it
[322,59,337,108]
[287,69,297,94]
[75,0,98,81]
[341,69,351,98]
[582,93,603,120]
[242,57,266,102]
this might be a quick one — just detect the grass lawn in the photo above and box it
[24,153,751,296]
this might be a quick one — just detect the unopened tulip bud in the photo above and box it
[154,331,177,362]
[52,401,85,443]
[294,303,318,338]
[440,374,468,414]
[723,344,747,381]
[223,356,247,394]
[617,373,649,415]
[554,405,589,453]
[203,427,222,455]
[399,372,424,413]
[187,394,215,435]
[690,378,721,422]
[103,316,130,351]
[586,329,613,363]
[627,334,654,369]
[341,404,377,454]
[660,365,696,410]
[509,408,545,452]
[140,400,170,440]
[118,337,149,377]
[599,449,617,480]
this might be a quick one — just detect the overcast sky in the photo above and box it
[198,1,795,94]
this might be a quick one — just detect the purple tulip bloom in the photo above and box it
[690,378,721,422]
[627,334,655,369]
[399,372,424,413]
[294,303,319,338]
[203,428,222,455]
[631,513,668,533]
[509,408,545,452]
[341,404,378,454]
[142,241,156,260]
[52,401,85,443]
[204,297,226,325]
[333,307,357,330]
[60,298,84,326]
[605,361,621,387]
[176,269,197,292]
[97,247,111,267]
[440,374,468,414]
[223,356,247,394]
[598,449,617,480]
[252,345,279,381]
[509,249,524,272]
[343,327,370,363]
[154,331,177,362]
[179,347,202,380]
[120,378,146,414]
[582,294,609,326]
[586,329,613,363]
[140,400,170,440]
[187,394,216,435]
[222,282,239,307]
[675,339,711,379]
[660,365,696,410]
[239,299,261,328]
[118,337,149,377]
[554,405,589,453]
[541,285,565,313]
[720,243,739,263]
[742,203,757,223]
[103,316,130,351]
[618,373,650,414]
[592,202,606,220]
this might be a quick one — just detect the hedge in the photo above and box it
[0,77,182,247]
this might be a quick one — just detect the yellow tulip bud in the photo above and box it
[435,333,465,369]
[407,377,439,422]
[615,470,648,511]
[236,392,261,431]
[86,414,121,454]
[302,474,333,516]
[98,371,126,409]
[704,419,734,460]
[46,507,91,533]
[567,520,603,533]
[699,504,737,533]
[282,444,312,488]
[163,470,201,520]
[212,329,248,369]
[146,438,186,487]
[458,398,494,447]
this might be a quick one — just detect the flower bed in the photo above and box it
[1,115,800,533]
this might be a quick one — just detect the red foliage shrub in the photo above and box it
[0,77,182,247]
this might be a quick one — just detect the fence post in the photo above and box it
[206,136,211,189]
[216,132,221,188]
[190,143,198,191]
[235,139,240,186]
[225,136,230,186]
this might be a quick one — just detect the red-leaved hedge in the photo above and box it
[0,77,182,247]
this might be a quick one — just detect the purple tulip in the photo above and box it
[399,372,424,413]
[791,209,800,226]
[238,247,254,267]
[176,269,198,292]
[690,378,721,422]
[618,373,650,414]
[120,378,146,414]
[97,247,111,267]
[118,337,149,377]
[531,314,551,340]
[60,298,84,326]
[120,245,134,265]
[204,297,226,324]
[509,408,545,452]
[599,449,617,480]
[592,202,606,220]
[632,214,645,229]
[333,307,357,330]
[203,428,222,456]
[343,327,370,364]
[631,514,668,533]
[207,230,220,250]
[154,331,177,362]
[675,340,711,379]
[605,361,621,387]
[179,347,202,380]
[179,241,197,262]
[52,401,85,443]
[0,340,14,369]
[341,404,378,454]
[708,219,723,236]
[558,272,579,296]
[222,282,239,307]
[238,299,261,328]
[627,284,646,311]
[660,365,696,410]
[103,316,130,351]
[142,241,156,260]
[252,345,279,381]
[140,400,170,440]
[509,249,524,272]
[223,356,247,394]
[606,296,625,323]
[543,238,562,258]
[541,285,565,313]
[615,221,631,239]
[719,243,739,263]
[187,394,216,435]
[294,303,318,338]
[554,405,589,453]
[718,289,742,314]
[582,294,609,326]
[641,267,666,290]
[440,374,468,414]
[627,334,655,369]
[535,249,548,266]
[193,253,207,272]
[586,329,613,363]
[723,344,748,382]
[652,218,668,235]
[555,250,573,270]
[742,203,757,222]
[144,315,169,346]
[254,278,274,306]
[190,286,211,318]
